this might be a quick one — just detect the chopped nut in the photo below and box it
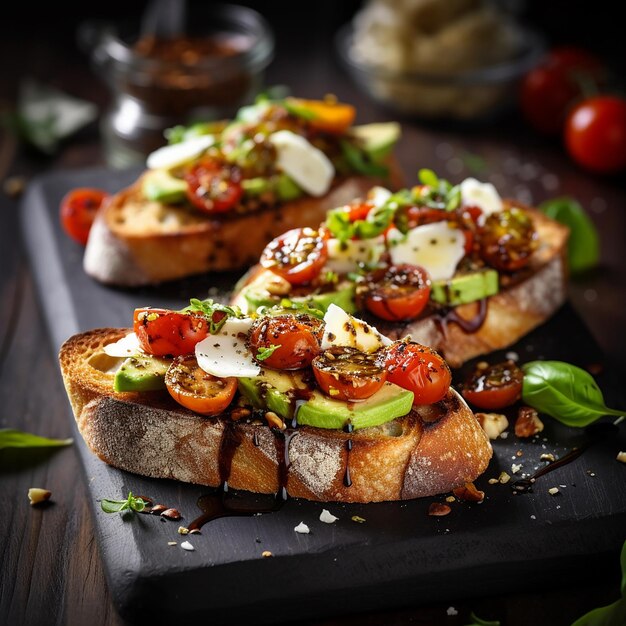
[445,495,456,503]
[511,463,522,474]
[150,504,168,514]
[488,478,499,485]
[351,515,366,523]
[265,275,291,296]
[548,487,560,495]
[498,471,511,484]
[28,488,51,505]
[178,526,189,535]
[516,449,523,457]
[136,495,153,506]
[262,550,273,558]
[475,412,509,439]
[160,508,182,520]
[452,482,484,503]
[230,407,251,421]
[167,541,177,546]
[617,451,626,464]
[428,502,451,516]
[541,453,556,463]
[264,411,285,430]
[515,406,544,438]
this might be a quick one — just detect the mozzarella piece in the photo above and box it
[146,135,215,170]
[195,317,260,378]
[387,221,465,281]
[268,130,334,196]
[460,177,503,219]
[325,236,385,274]
[321,303,392,353]
[103,333,143,357]
[366,185,392,207]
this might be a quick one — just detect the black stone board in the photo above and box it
[20,166,626,625]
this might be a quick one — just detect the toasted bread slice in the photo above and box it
[232,205,569,368]
[59,328,492,503]
[83,159,405,287]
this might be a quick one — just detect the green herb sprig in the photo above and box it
[100,492,148,514]
[521,361,624,427]
[184,298,243,334]
[413,168,461,212]
[464,612,500,626]
[0,429,73,450]
[256,344,281,361]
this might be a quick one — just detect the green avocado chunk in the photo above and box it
[242,174,303,202]
[243,281,357,315]
[350,122,401,160]
[297,382,414,430]
[113,355,171,392]
[430,269,499,307]
[142,169,188,204]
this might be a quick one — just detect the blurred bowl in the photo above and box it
[335,20,545,122]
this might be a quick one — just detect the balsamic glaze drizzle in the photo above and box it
[434,298,488,335]
[343,420,354,488]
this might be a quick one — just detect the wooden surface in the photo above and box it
[1,5,626,626]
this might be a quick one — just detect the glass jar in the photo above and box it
[79,3,274,168]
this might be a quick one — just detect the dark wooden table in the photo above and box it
[1,6,625,626]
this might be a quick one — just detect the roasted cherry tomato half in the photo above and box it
[312,346,387,401]
[260,227,328,285]
[248,314,324,370]
[347,201,374,222]
[184,157,243,213]
[356,264,431,322]
[564,95,626,174]
[165,355,237,415]
[287,98,356,134]
[133,308,209,357]
[479,208,538,272]
[384,341,451,405]
[59,187,110,245]
[461,360,524,410]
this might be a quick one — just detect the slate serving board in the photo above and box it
[20,167,626,625]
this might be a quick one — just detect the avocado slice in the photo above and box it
[238,369,311,419]
[430,269,499,307]
[142,169,187,204]
[350,122,401,160]
[113,355,172,392]
[297,382,414,430]
[274,174,303,201]
[243,281,357,315]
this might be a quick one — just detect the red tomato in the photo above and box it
[133,308,209,357]
[461,360,524,410]
[405,206,449,229]
[348,202,373,222]
[564,95,626,174]
[260,227,328,285]
[59,187,109,245]
[312,346,387,401]
[384,341,451,405]
[357,264,431,322]
[248,314,323,370]
[184,157,243,213]
[520,46,605,135]
[165,355,237,415]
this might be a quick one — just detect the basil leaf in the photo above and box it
[0,429,73,450]
[100,499,130,513]
[571,541,626,625]
[184,298,243,334]
[340,140,389,178]
[521,361,623,427]
[325,207,354,243]
[129,496,146,513]
[539,197,599,274]
[418,168,439,188]
[256,344,281,361]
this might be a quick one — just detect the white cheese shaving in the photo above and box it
[146,135,215,170]
[325,236,385,275]
[102,332,143,357]
[319,509,339,524]
[460,177,503,221]
[180,541,195,551]
[321,303,392,352]
[195,317,260,378]
[294,522,310,534]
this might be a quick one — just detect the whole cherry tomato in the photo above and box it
[59,187,109,245]
[564,95,626,174]
[461,360,524,410]
[133,308,209,357]
[260,227,328,285]
[384,341,451,405]
[520,46,605,135]
[248,314,323,370]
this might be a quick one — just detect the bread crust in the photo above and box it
[83,159,405,286]
[233,205,569,368]
[59,328,492,503]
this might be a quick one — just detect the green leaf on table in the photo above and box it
[465,611,500,626]
[571,541,626,625]
[100,492,147,514]
[0,429,73,450]
[539,197,600,274]
[521,361,624,427]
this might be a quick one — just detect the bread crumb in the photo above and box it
[446,607,458,616]
[351,515,366,523]
[319,509,338,524]
[167,541,177,546]
[548,487,560,495]
[475,412,509,439]
[488,478,498,485]
[445,496,456,503]
[262,550,273,558]
[617,451,626,463]
[511,463,522,474]
[541,453,556,462]
[294,522,310,534]
[530,514,536,520]
[28,488,51,505]
[498,471,511,484]
[178,526,189,535]
[180,541,194,551]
